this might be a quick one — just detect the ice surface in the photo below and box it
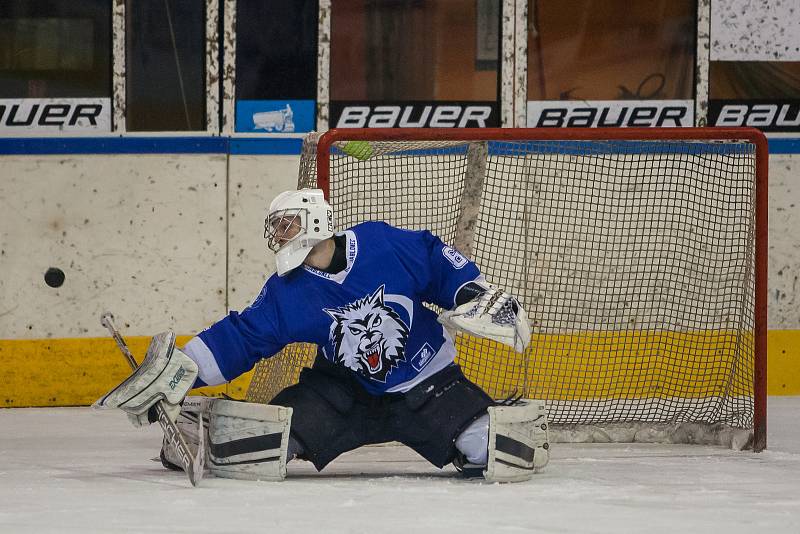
[1,398,799,533]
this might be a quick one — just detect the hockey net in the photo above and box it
[246,128,768,451]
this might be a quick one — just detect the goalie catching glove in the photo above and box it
[93,331,198,427]
[438,280,531,353]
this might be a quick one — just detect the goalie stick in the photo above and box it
[100,311,204,487]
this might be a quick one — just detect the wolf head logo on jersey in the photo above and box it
[324,285,409,382]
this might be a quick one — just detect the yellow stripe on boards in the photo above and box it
[0,330,797,407]
[766,330,800,394]
[0,336,252,407]
[455,330,758,400]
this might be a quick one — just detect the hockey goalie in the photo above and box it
[96,188,549,482]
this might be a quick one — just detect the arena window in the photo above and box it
[328,0,502,129]
[233,0,318,134]
[0,0,112,133]
[526,0,696,128]
[0,0,111,99]
[125,0,206,132]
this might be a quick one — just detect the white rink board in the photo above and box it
[0,148,799,337]
[768,154,800,329]
[226,155,299,311]
[711,0,800,61]
[0,397,798,533]
[0,154,227,338]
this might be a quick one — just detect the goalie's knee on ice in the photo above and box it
[484,400,550,483]
[455,414,490,465]
[208,399,293,481]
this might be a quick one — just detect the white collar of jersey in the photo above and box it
[301,229,358,284]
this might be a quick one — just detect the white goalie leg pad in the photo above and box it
[484,400,550,483]
[208,400,293,481]
[161,396,215,472]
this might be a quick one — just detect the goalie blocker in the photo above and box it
[93,331,198,426]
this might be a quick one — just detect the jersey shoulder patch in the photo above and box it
[442,245,468,269]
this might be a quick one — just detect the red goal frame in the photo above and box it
[315,127,769,451]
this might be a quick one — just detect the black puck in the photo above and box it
[44,267,65,288]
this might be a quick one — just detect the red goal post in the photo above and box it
[247,127,768,451]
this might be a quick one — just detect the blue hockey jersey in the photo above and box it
[183,221,481,395]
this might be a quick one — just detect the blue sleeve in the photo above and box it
[196,280,287,381]
[384,223,481,310]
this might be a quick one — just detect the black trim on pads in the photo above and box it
[495,434,536,463]
[209,455,282,467]
[210,432,283,458]
[496,458,535,470]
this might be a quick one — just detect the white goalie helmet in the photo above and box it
[265,188,334,276]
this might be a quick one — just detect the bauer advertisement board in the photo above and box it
[0,98,111,134]
[331,101,500,129]
[526,100,694,128]
[709,100,800,132]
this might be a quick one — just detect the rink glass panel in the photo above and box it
[125,0,206,131]
[526,0,695,101]
[0,1,111,98]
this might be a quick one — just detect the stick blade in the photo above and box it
[190,415,206,487]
